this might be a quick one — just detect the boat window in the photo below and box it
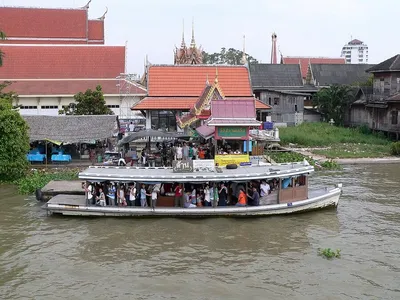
[294,175,306,187]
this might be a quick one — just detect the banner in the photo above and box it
[193,159,215,172]
[214,154,250,167]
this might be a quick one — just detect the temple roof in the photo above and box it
[147,65,253,97]
[0,6,88,39]
[0,44,125,79]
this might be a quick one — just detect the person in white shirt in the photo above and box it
[147,185,158,208]
[204,185,211,206]
[176,145,183,160]
[96,188,106,207]
[260,181,271,197]
[84,183,94,206]
[128,122,135,132]
[129,183,137,206]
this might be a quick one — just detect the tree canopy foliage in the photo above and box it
[312,84,355,126]
[0,82,30,181]
[59,85,113,115]
[202,47,259,65]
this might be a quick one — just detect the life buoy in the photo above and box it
[35,189,43,201]
[226,164,238,169]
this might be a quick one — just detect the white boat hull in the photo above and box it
[44,187,341,217]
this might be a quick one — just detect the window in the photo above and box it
[391,111,398,125]
[41,105,58,109]
[268,97,272,105]
[295,104,298,112]
[151,110,177,132]
[397,78,400,93]
[273,98,280,105]
[380,78,385,94]
[107,105,120,108]
[20,106,38,109]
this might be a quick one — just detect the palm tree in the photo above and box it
[0,31,5,66]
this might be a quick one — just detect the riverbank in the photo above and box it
[278,122,399,160]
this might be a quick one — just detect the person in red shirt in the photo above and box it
[174,183,183,207]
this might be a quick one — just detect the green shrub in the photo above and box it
[15,168,80,194]
[391,141,400,156]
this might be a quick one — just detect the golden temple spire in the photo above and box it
[181,19,186,48]
[190,17,196,48]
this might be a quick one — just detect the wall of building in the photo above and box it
[348,105,369,127]
[14,95,144,118]
[259,91,304,126]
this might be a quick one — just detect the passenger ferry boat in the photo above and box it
[44,160,342,217]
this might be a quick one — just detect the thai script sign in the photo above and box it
[217,127,247,138]
[172,160,193,173]
[214,154,250,167]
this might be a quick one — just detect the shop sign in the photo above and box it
[217,127,247,138]
[172,160,193,173]
[193,159,215,172]
[214,154,250,167]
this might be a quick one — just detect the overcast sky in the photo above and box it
[5,0,399,74]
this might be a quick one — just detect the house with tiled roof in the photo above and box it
[132,65,270,132]
[349,54,400,139]
[0,4,146,119]
[282,56,346,79]
[249,64,318,125]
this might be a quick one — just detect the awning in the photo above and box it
[117,129,177,146]
[195,124,215,140]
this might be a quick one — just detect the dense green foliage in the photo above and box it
[15,168,80,194]
[0,83,30,181]
[391,142,400,156]
[318,248,341,259]
[267,151,341,170]
[279,122,390,147]
[202,47,258,65]
[59,85,113,115]
[312,85,355,125]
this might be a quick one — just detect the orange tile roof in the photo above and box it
[4,79,147,96]
[147,65,253,97]
[0,45,125,79]
[132,97,197,110]
[88,20,104,43]
[0,7,87,39]
[132,97,270,110]
[282,57,346,78]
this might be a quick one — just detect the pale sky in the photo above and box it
[4,0,399,74]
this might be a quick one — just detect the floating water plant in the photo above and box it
[318,248,341,259]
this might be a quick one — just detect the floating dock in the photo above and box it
[38,180,84,201]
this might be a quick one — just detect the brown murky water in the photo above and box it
[1,164,400,300]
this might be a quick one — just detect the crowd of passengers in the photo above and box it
[138,141,244,167]
[81,177,300,208]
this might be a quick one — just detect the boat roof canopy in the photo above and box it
[79,163,314,183]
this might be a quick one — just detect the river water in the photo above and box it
[0,164,399,300]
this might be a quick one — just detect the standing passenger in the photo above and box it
[174,183,183,207]
[204,185,211,206]
[140,184,148,207]
[218,183,228,206]
[129,183,137,206]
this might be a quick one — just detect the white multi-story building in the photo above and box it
[341,39,369,64]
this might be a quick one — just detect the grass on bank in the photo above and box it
[15,168,80,195]
[278,123,393,158]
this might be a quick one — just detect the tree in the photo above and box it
[0,83,30,181]
[312,85,355,126]
[202,47,259,65]
[59,85,113,115]
[0,30,6,66]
